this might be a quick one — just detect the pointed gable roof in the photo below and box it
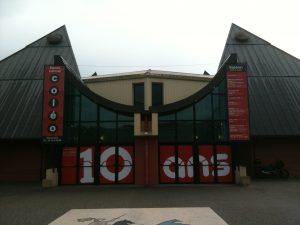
[219,24,300,136]
[0,25,80,80]
[0,26,80,138]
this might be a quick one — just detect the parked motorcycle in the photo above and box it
[254,159,289,178]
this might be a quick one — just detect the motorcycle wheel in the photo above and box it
[280,169,289,178]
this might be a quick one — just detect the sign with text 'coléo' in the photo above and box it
[42,66,65,143]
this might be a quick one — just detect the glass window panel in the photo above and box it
[214,121,228,141]
[152,83,163,106]
[80,122,97,143]
[118,122,134,143]
[99,106,116,121]
[159,113,175,121]
[195,94,212,120]
[177,121,194,142]
[195,121,213,142]
[65,95,80,121]
[99,122,117,143]
[133,83,144,107]
[177,106,193,120]
[213,95,227,120]
[65,83,80,95]
[213,79,226,94]
[159,121,176,143]
[64,122,79,144]
[118,113,133,121]
[81,95,97,121]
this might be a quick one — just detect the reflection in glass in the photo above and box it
[177,106,193,120]
[159,122,176,143]
[99,107,116,121]
[80,122,97,143]
[195,94,212,120]
[99,122,117,143]
[81,96,97,121]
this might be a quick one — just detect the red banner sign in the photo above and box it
[42,66,65,142]
[227,68,250,141]
[160,145,233,183]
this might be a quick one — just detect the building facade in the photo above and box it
[0,24,299,185]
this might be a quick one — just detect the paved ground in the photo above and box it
[0,179,299,225]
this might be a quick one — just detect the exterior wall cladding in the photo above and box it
[0,23,300,184]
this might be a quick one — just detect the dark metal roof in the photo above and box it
[0,25,80,139]
[220,24,300,136]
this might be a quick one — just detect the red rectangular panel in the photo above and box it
[100,166,115,184]
[61,167,77,184]
[199,145,214,183]
[178,145,193,183]
[42,66,65,143]
[159,145,175,165]
[160,165,176,183]
[118,146,134,184]
[62,147,77,167]
[200,165,215,183]
[216,145,233,183]
[100,146,116,167]
[61,147,77,184]
[227,70,250,141]
[160,146,176,183]
[99,146,116,184]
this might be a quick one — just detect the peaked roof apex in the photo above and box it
[26,25,71,48]
[226,23,270,45]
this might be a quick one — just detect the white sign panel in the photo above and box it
[49,208,228,225]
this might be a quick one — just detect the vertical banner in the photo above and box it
[42,66,65,143]
[227,65,250,141]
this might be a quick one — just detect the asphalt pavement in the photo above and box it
[0,179,299,225]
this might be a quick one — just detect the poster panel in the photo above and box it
[198,145,214,183]
[61,147,77,184]
[117,146,134,184]
[100,146,116,184]
[159,145,176,183]
[178,145,193,183]
[215,145,233,183]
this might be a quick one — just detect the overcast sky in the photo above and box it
[1,0,300,77]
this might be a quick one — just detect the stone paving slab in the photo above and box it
[48,207,228,225]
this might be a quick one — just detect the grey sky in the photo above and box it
[1,0,300,77]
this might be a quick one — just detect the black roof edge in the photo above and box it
[54,55,143,114]
[150,54,238,114]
